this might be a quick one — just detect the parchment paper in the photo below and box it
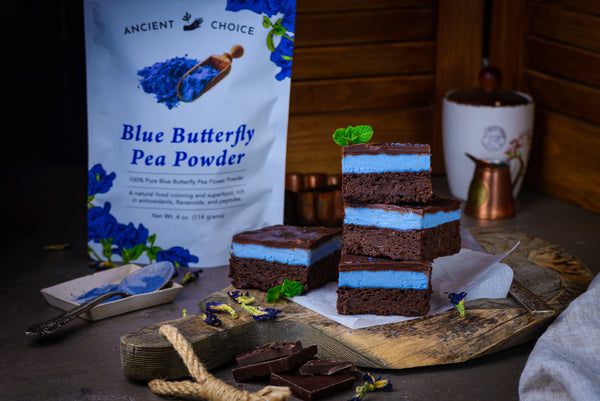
[289,243,518,329]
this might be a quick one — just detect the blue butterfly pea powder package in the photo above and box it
[84,0,296,267]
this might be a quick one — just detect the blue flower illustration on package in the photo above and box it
[87,164,199,267]
[226,0,296,80]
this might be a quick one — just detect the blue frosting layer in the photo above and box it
[231,236,342,266]
[342,154,430,174]
[338,270,429,289]
[344,207,460,230]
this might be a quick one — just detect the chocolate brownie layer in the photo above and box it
[342,142,430,155]
[339,254,430,273]
[342,220,461,261]
[336,286,432,316]
[342,171,434,204]
[229,250,341,292]
[232,225,341,249]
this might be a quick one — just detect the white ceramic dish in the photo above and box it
[40,264,182,321]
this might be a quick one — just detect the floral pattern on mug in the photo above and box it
[504,130,532,183]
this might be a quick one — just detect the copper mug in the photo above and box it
[464,153,523,219]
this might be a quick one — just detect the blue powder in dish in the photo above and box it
[74,274,166,304]
[75,284,119,304]
[137,56,200,109]
[178,65,221,102]
[123,274,168,295]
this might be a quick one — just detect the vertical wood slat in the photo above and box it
[433,0,486,173]
[488,0,528,90]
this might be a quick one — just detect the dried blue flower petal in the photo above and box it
[202,311,222,327]
[181,271,199,285]
[227,290,255,305]
[449,292,467,318]
[241,304,282,321]
[449,292,467,305]
[363,372,392,391]
[205,301,238,319]
[349,372,392,400]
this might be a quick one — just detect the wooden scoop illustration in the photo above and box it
[176,45,244,102]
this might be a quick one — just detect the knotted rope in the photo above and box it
[148,324,292,401]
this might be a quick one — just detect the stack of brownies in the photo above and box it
[336,143,462,317]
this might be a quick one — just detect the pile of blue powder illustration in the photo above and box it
[137,56,220,109]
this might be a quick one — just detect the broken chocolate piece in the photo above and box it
[232,344,318,381]
[299,359,354,376]
[235,340,302,367]
[270,371,355,401]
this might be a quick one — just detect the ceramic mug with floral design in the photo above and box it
[442,88,534,200]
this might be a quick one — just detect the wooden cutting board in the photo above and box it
[120,227,593,381]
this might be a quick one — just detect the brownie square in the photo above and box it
[336,254,432,316]
[336,286,432,317]
[341,143,434,204]
[342,198,461,261]
[229,225,342,292]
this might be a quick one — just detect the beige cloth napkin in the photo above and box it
[519,273,600,401]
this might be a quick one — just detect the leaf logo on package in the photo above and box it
[137,0,295,109]
[182,12,203,31]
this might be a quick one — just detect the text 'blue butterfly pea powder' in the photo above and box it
[137,57,220,109]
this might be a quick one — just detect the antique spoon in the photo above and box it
[25,261,174,336]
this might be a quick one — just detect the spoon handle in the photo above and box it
[25,291,130,336]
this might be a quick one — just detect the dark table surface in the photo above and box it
[2,165,599,401]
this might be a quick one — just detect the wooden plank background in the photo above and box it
[286,0,441,175]
[489,0,600,213]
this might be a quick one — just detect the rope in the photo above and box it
[148,324,292,401]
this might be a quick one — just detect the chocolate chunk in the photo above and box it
[298,359,354,376]
[270,371,355,401]
[235,340,302,367]
[232,344,318,381]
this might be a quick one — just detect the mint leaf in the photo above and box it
[266,285,282,303]
[266,279,303,302]
[280,279,304,297]
[333,128,350,146]
[332,125,373,146]
[353,125,374,144]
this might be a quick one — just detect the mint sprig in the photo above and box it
[266,279,304,303]
[332,125,374,146]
